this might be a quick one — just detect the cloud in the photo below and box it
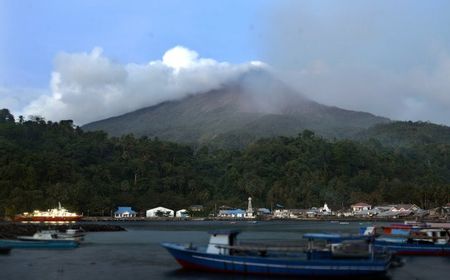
[0,87,47,113]
[262,0,450,125]
[21,46,265,125]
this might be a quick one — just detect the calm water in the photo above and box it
[1,221,449,280]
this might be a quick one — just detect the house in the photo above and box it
[273,209,290,218]
[372,205,395,213]
[189,205,204,212]
[257,208,271,216]
[288,209,309,218]
[391,204,420,212]
[114,206,137,218]
[375,204,421,218]
[176,209,190,218]
[351,202,372,212]
[306,207,319,217]
[218,209,246,218]
[146,206,174,217]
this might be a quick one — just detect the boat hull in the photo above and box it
[375,240,450,256]
[14,216,82,223]
[0,239,79,249]
[162,243,391,277]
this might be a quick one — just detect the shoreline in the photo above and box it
[48,216,450,223]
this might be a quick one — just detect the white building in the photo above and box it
[146,207,174,217]
[218,209,246,218]
[273,209,290,218]
[114,206,136,218]
[351,202,372,213]
[318,203,332,215]
[176,209,189,218]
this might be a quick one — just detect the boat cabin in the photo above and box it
[411,228,450,244]
[206,230,240,255]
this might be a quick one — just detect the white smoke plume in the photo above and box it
[22,46,266,125]
[262,0,450,125]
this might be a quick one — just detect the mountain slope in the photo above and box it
[356,121,450,147]
[83,70,390,147]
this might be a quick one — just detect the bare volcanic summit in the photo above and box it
[82,69,389,148]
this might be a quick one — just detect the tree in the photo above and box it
[0,109,15,123]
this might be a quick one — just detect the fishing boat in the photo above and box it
[162,230,392,277]
[18,230,85,242]
[39,229,85,241]
[14,202,82,223]
[0,233,79,249]
[374,228,450,256]
[360,225,450,256]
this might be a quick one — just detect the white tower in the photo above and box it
[246,197,254,218]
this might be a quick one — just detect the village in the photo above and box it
[108,197,450,221]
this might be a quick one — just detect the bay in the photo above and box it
[1,221,449,280]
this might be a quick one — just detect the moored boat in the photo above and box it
[162,230,392,277]
[0,238,79,249]
[373,228,450,256]
[18,230,85,242]
[14,202,82,223]
[361,225,450,256]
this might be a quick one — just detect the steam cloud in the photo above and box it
[22,46,265,125]
[262,1,450,125]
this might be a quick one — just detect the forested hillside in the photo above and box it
[0,109,448,216]
[357,121,450,147]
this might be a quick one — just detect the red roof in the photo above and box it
[351,202,371,207]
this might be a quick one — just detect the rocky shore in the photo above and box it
[0,223,126,239]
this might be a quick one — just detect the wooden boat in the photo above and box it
[361,225,450,256]
[29,229,85,242]
[0,238,79,249]
[374,228,450,256]
[1,231,80,249]
[162,230,392,277]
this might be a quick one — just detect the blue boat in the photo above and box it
[0,238,79,249]
[361,226,450,256]
[162,230,392,277]
[374,238,450,256]
[303,232,368,243]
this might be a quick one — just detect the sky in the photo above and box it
[1,0,450,125]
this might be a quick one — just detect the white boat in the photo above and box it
[18,230,84,242]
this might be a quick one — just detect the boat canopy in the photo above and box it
[303,233,366,242]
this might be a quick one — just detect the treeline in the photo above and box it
[0,109,449,217]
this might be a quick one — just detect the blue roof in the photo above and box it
[220,209,245,214]
[115,206,136,214]
[257,208,271,213]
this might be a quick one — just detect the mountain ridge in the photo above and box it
[82,69,390,147]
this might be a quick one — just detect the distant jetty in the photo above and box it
[0,223,125,239]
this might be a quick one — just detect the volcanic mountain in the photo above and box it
[83,70,390,148]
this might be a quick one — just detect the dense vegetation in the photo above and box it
[357,121,450,147]
[0,109,449,217]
